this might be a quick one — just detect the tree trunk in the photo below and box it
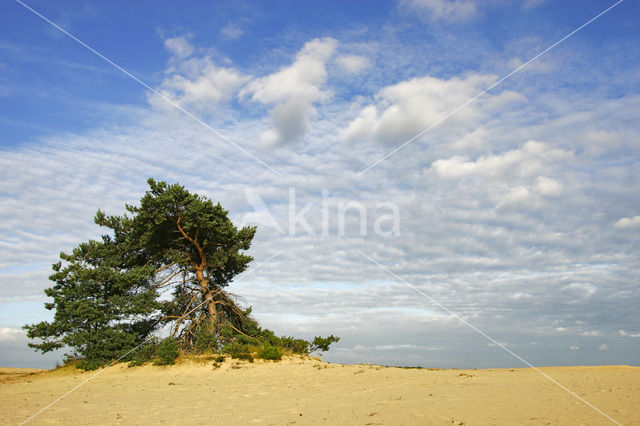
[195,267,217,327]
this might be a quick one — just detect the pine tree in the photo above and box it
[26,179,257,366]
[25,179,338,369]
[24,236,160,370]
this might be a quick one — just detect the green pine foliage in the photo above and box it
[311,335,341,354]
[154,338,180,365]
[24,238,160,369]
[127,340,158,367]
[193,322,218,353]
[257,343,282,360]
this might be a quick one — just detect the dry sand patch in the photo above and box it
[1,358,638,425]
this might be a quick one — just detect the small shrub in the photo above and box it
[223,341,254,362]
[258,343,282,361]
[222,341,248,356]
[231,352,254,362]
[154,338,180,365]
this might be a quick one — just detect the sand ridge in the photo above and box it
[1,357,638,425]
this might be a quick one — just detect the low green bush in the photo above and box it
[231,352,254,362]
[258,343,282,360]
[223,341,254,362]
[154,338,180,365]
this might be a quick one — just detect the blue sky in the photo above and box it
[1,0,639,369]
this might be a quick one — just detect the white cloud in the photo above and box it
[509,292,532,300]
[580,330,602,337]
[343,74,522,145]
[496,186,531,211]
[241,37,338,146]
[164,36,194,59]
[613,215,640,229]
[431,146,567,211]
[0,327,25,342]
[335,55,370,74]
[599,344,608,351]
[618,330,640,338]
[582,130,640,156]
[150,37,248,111]
[565,283,597,300]
[450,127,487,151]
[431,141,572,180]
[220,22,244,39]
[570,346,580,350]
[342,105,378,142]
[402,0,477,23]
[534,176,562,197]
[243,37,339,103]
[258,97,313,147]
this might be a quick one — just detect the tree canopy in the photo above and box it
[24,238,158,368]
[95,178,256,344]
[25,179,338,369]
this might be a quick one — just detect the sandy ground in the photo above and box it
[1,358,638,425]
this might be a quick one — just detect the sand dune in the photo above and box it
[2,358,638,425]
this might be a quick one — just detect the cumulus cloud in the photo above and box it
[496,186,531,211]
[534,176,562,197]
[0,327,25,342]
[150,37,248,111]
[613,215,640,229]
[241,37,338,146]
[402,0,477,23]
[430,143,569,211]
[164,36,194,59]
[335,54,370,74]
[343,74,523,145]
[431,141,572,180]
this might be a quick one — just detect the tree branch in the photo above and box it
[175,216,206,269]
[155,259,189,274]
